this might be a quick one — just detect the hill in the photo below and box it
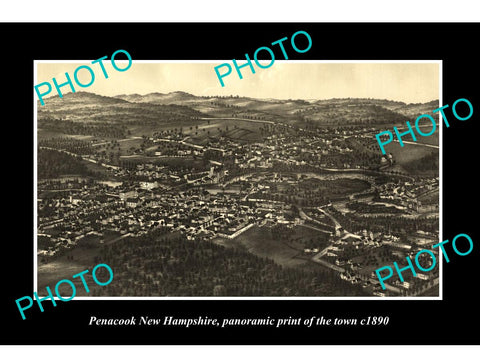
[38,91,439,127]
[389,100,440,119]
[38,91,208,125]
[40,91,129,107]
[113,93,439,125]
[116,91,197,104]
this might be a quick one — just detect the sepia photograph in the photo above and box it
[35,61,441,298]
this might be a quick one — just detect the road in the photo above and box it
[393,140,439,149]
[298,208,334,234]
[317,207,342,231]
[104,232,133,245]
[299,223,333,235]
[311,253,345,273]
[200,117,276,125]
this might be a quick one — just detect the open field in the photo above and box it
[214,225,332,268]
[215,225,309,268]
[37,260,90,296]
[383,140,438,176]
[37,246,102,296]
[184,118,267,144]
[127,119,208,137]
[385,141,435,163]
[292,225,332,249]
[415,131,439,146]
[37,232,130,296]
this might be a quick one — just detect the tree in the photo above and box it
[213,285,227,296]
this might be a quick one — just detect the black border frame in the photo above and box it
[3,22,480,345]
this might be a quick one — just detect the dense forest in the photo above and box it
[328,206,438,235]
[93,229,366,297]
[37,149,88,178]
[347,201,405,214]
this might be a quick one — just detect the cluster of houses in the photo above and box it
[376,177,439,212]
[38,175,307,259]
[38,121,439,296]
[303,208,439,296]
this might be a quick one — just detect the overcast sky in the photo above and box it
[36,61,440,104]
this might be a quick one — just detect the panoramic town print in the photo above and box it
[36,62,440,297]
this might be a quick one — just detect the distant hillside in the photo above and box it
[294,98,440,125]
[39,91,129,107]
[313,98,406,107]
[115,91,197,104]
[112,93,439,125]
[38,91,439,126]
[38,91,208,124]
[388,100,440,119]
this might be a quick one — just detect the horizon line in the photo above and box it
[39,90,439,106]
